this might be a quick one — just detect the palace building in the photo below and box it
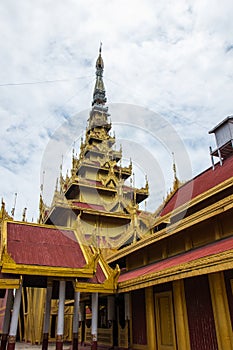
[0,47,233,350]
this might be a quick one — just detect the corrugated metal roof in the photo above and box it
[88,263,106,284]
[119,236,233,283]
[160,154,233,216]
[7,222,86,268]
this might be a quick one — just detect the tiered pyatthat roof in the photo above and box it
[41,46,150,250]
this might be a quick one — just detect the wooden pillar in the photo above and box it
[79,302,85,345]
[7,285,22,350]
[56,281,66,350]
[42,284,52,350]
[173,280,190,350]
[209,272,233,350]
[124,293,131,348]
[91,293,98,350]
[107,296,115,348]
[145,287,156,350]
[72,291,80,350]
[0,290,13,350]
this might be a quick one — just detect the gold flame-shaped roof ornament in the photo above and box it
[92,43,107,106]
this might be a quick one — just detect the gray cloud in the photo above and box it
[0,0,233,220]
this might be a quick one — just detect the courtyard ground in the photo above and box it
[14,342,109,349]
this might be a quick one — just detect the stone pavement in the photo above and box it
[15,343,71,349]
[14,342,106,349]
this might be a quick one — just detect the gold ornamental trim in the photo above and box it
[0,220,99,278]
[0,278,21,289]
[107,192,233,263]
[118,249,233,293]
[1,259,95,278]
[74,256,120,294]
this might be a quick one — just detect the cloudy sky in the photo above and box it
[1,0,233,221]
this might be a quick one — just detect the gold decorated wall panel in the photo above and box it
[22,287,46,344]
[167,233,185,257]
[79,187,101,204]
[127,250,145,270]
[118,323,128,348]
[220,208,233,237]
[80,216,130,240]
[190,219,216,249]
[85,168,99,181]
[64,306,73,341]
[147,242,164,264]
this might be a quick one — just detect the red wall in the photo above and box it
[131,289,147,345]
[185,275,218,350]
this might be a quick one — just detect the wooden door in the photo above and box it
[155,291,177,350]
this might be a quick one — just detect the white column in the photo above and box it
[72,291,80,350]
[57,281,66,336]
[8,285,22,337]
[91,293,98,341]
[7,285,22,350]
[56,281,66,349]
[73,291,80,334]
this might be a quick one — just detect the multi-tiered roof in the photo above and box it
[41,46,150,252]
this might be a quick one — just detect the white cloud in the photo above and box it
[0,0,233,219]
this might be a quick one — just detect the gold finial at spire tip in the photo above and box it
[172,152,177,176]
[22,207,27,222]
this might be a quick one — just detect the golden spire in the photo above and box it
[40,170,45,197]
[92,43,106,106]
[0,198,6,219]
[172,152,180,191]
[96,42,104,69]
[145,174,149,191]
[55,177,58,192]
[22,207,27,222]
[11,192,17,218]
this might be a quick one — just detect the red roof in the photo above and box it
[72,201,105,211]
[160,155,233,216]
[7,222,86,268]
[85,263,106,284]
[119,236,233,283]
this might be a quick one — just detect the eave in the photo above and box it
[107,191,233,264]
[1,220,99,278]
[83,148,121,162]
[1,263,94,278]
[74,254,120,294]
[66,180,117,194]
[118,242,233,293]
[0,274,21,290]
[159,175,233,221]
[47,202,132,220]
